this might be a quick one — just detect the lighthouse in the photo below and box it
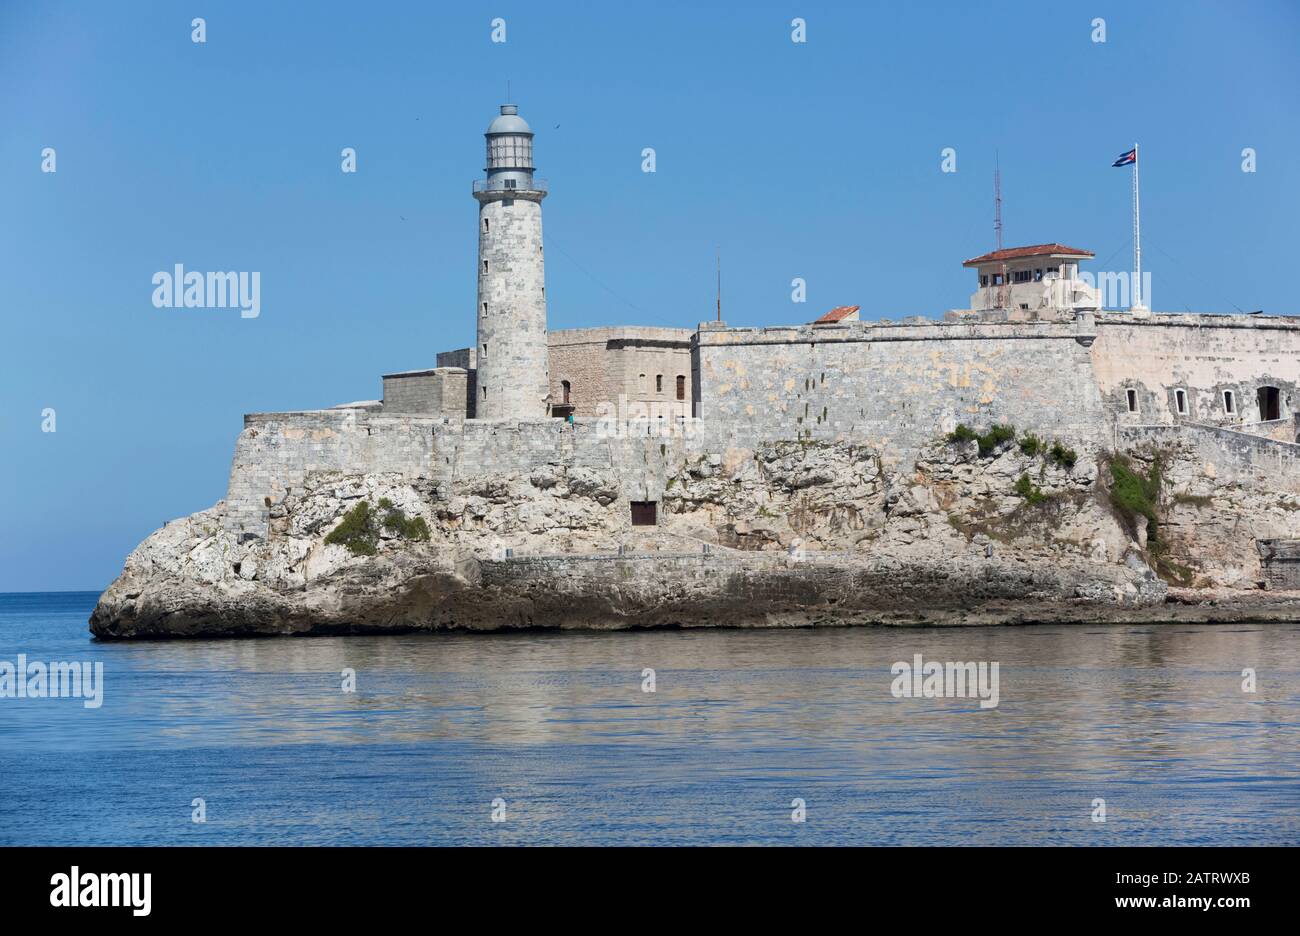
[472,103,550,420]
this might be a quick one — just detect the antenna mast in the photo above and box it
[994,156,1007,310]
[716,247,721,322]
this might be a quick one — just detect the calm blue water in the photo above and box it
[1,591,1298,845]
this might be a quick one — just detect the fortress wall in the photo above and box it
[432,418,698,504]
[693,319,1104,465]
[1118,423,1300,493]
[1092,313,1300,427]
[223,410,702,538]
[223,410,439,536]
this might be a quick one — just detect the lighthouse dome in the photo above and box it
[487,104,532,136]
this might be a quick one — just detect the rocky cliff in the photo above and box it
[90,432,1300,639]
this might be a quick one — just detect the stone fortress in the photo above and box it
[91,103,1300,637]
[224,103,1300,534]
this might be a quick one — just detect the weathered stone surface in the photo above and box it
[92,432,1300,640]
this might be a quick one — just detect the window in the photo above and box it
[1034,268,1044,282]
[482,303,488,314]
[1224,390,1235,414]
[482,260,489,273]
[630,501,658,526]
[676,375,686,401]
[481,386,487,400]
[1175,389,1187,415]
[504,179,517,190]
[1013,270,1032,283]
[483,218,489,233]
[562,380,571,404]
[979,275,989,287]
[656,375,663,393]
[638,373,646,390]
[1126,389,1137,413]
[1258,386,1281,421]
[482,343,487,357]
[992,273,1004,286]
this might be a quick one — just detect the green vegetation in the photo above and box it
[1049,441,1078,469]
[1014,473,1048,505]
[324,501,378,556]
[383,508,430,541]
[1019,433,1045,457]
[1015,432,1074,468]
[947,423,1016,457]
[1107,452,1194,585]
[325,498,430,556]
[1108,455,1161,543]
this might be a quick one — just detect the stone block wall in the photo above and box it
[693,317,1104,466]
[435,349,479,417]
[1092,313,1300,428]
[431,417,698,505]
[546,330,611,416]
[223,410,440,536]
[1256,539,1300,589]
[382,368,469,416]
[221,311,1300,542]
[1117,422,1300,493]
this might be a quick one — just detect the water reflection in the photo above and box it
[2,594,1298,845]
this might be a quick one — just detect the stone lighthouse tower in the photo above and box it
[473,103,550,420]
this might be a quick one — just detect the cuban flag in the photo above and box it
[1112,148,1137,167]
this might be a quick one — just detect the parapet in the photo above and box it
[548,326,694,349]
[1097,310,1300,332]
[692,315,1088,348]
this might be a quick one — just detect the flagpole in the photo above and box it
[1132,142,1145,311]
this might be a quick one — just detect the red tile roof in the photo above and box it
[812,305,860,324]
[962,243,1094,267]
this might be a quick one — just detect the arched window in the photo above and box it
[656,374,663,393]
[1259,386,1281,421]
[561,380,571,404]
[676,375,686,401]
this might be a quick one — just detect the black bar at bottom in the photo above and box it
[0,846,1282,922]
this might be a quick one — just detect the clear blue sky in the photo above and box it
[3,0,1298,591]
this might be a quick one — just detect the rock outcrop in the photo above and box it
[90,434,1300,638]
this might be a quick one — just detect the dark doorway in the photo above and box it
[561,380,571,404]
[630,501,658,526]
[1259,386,1281,421]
